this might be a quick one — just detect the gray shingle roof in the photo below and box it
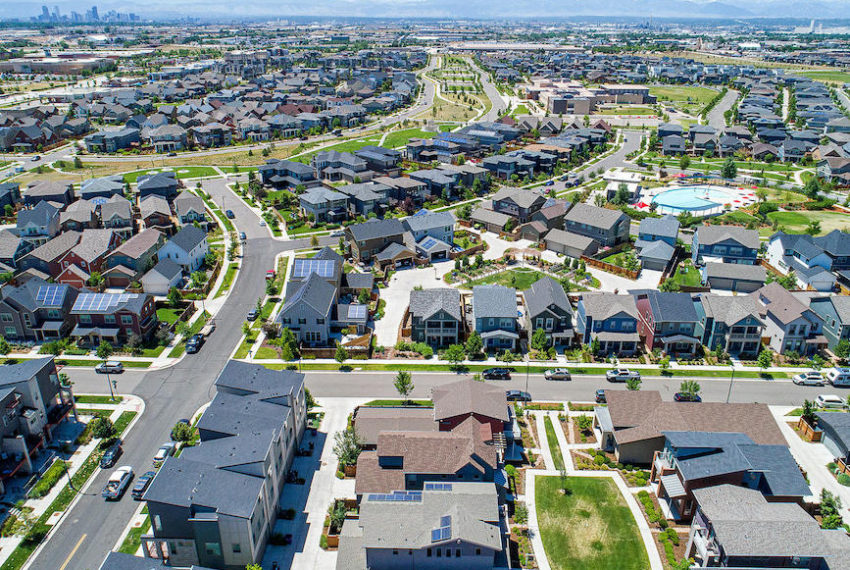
[564,203,626,230]
[409,288,461,322]
[638,214,679,240]
[696,224,760,249]
[280,272,335,317]
[402,210,455,233]
[167,225,206,253]
[347,218,404,242]
[524,276,571,320]
[148,258,182,280]
[472,284,517,320]
[704,262,766,282]
[580,292,638,321]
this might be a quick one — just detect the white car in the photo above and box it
[153,442,176,466]
[95,361,124,374]
[102,466,134,500]
[606,368,640,382]
[793,371,825,386]
[544,368,571,381]
[816,394,847,409]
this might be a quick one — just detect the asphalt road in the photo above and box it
[706,88,739,131]
[468,57,507,123]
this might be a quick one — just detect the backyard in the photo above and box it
[666,259,702,288]
[535,476,650,570]
[766,210,850,236]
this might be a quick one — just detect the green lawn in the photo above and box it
[362,399,433,407]
[156,307,183,325]
[597,106,656,116]
[214,263,239,298]
[650,85,718,115]
[510,104,530,117]
[118,515,151,554]
[668,259,702,288]
[767,210,850,235]
[168,311,211,357]
[255,346,278,359]
[75,395,123,404]
[381,128,436,149]
[798,70,850,84]
[123,166,219,184]
[56,360,151,368]
[463,268,546,291]
[543,416,565,471]
[535,476,650,570]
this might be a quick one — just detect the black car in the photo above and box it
[482,368,511,380]
[674,392,702,402]
[595,389,607,404]
[185,334,204,354]
[225,209,235,219]
[132,471,156,500]
[99,440,122,469]
[506,390,532,402]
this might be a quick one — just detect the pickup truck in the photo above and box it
[606,368,641,382]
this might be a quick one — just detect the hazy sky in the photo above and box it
[4,0,850,20]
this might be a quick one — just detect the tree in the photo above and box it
[334,343,348,367]
[167,287,182,308]
[497,350,517,364]
[393,371,414,403]
[443,344,466,368]
[679,380,701,399]
[721,157,737,180]
[333,427,363,467]
[171,421,195,442]
[87,271,104,289]
[464,331,483,358]
[90,416,115,439]
[678,155,690,171]
[96,341,113,362]
[190,271,208,288]
[820,489,845,530]
[3,204,13,218]
[530,328,549,352]
[806,220,822,236]
[757,349,773,370]
[834,339,850,362]
[310,234,319,247]
[0,336,9,356]
[756,187,768,203]
[626,376,642,391]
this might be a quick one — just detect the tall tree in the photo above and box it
[393,371,414,404]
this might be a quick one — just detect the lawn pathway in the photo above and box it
[548,411,574,470]
[534,412,556,470]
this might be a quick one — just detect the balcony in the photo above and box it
[691,527,720,564]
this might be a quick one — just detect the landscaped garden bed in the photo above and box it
[572,449,650,487]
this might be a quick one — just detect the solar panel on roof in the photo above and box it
[292,258,335,279]
[420,237,437,250]
[348,304,367,320]
[36,285,66,307]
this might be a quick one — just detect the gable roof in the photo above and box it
[432,378,508,423]
[166,225,206,253]
[580,292,638,321]
[524,276,571,319]
[279,272,335,318]
[472,284,517,320]
[409,288,461,322]
[696,224,760,249]
[347,218,405,242]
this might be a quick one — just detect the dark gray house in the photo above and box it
[472,285,519,351]
[523,276,574,347]
[563,203,629,247]
[408,288,462,347]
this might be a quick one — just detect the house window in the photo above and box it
[47,310,60,319]
[427,549,432,557]
[0,314,11,323]
[476,548,482,555]
[80,314,92,324]
[393,550,398,556]
[232,543,241,554]
[298,318,306,325]
[4,327,15,338]
[204,542,221,556]
[121,315,133,325]
[282,318,291,325]
[437,549,441,558]
[104,315,116,324]
[317,318,325,325]
[456,549,461,557]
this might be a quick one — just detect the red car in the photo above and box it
[265,270,276,280]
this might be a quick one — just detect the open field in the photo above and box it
[597,106,656,116]
[650,84,718,115]
[798,70,850,84]
[381,128,436,149]
[535,476,650,570]
[767,210,850,235]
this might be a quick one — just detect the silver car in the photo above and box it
[95,361,124,374]
[544,368,571,381]
[793,371,825,386]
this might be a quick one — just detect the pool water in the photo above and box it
[651,186,737,213]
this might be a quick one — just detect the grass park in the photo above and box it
[535,476,650,570]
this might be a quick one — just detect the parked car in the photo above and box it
[606,368,640,382]
[595,389,607,403]
[482,368,511,380]
[816,394,847,409]
[266,270,276,280]
[167,152,177,157]
[826,367,850,387]
[239,232,247,241]
[132,470,156,500]
[95,361,124,374]
[544,368,571,381]
[99,440,123,469]
[674,392,702,402]
[153,442,176,467]
[506,390,532,402]
[246,309,259,321]
[225,209,235,219]
[545,180,554,186]
[259,220,266,227]
[185,334,204,354]
[102,466,134,500]
[31,155,40,162]
[793,371,825,386]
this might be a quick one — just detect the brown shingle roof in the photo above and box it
[352,406,437,447]
[432,379,508,423]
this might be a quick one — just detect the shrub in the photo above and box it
[837,473,850,487]
[513,501,528,525]
[319,534,328,549]
[27,460,69,499]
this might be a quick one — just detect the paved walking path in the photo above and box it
[533,412,555,471]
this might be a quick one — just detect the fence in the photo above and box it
[581,255,639,280]
[796,417,823,442]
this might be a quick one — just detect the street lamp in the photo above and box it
[105,369,116,401]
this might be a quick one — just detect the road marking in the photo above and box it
[59,533,86,570]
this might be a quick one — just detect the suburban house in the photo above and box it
[543,228,599,259]
[105,229,166,288]
[472,285,520,351]
[80,176,125,200]
[16,201,60,245]
[140,195,173,233]
[408,288,462,347]
[402,211,455,261]
[809,295,850,350]
[686,485,849,568]
[489,187,547,223]
[137,172,180,200]
[345,219,406,263]
[312,150,372,183]
[299,188,349,224]
[0,280,78,341]
[562,203,629,247]
[576,293,640,356]
[0,358,75,494]
[701,262,766,293]
[695,294,764,357]
[174,191,207,226]
[336,482,504,570]
[157,226,209,273]
[691,225,759,265]
[523,276,574,348]
[18,231,82,277]
[594,390,786,465]
[649,431,809,522]
[815,412,850,470]
[635,215,679,272]
[765,232,840,292]
[23,181,73,207]
[55,229,122,289]
[276,273,336,346]
[635,291,701,357]
[141,259,183,296]
[753,282,827,355]
[142,362,307,570]
[258,159,318,189]
[70,292,157,346]
[84,127,140,153]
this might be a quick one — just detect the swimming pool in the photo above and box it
[651,186,738,215]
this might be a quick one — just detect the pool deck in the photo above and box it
[637,183,759,217]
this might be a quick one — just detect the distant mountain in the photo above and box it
[5,0,850,20]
